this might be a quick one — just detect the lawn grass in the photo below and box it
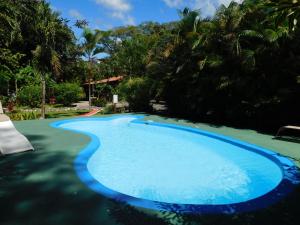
[7,109,89,121]
[0,113,299,225]
[45,109,89,119]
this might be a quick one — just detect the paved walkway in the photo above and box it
[79,109,101,117]
[74,101,89,110]
[74,101,101,110]
[0,114,10,122]
[74,101,101,117]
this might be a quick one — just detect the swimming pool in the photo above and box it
[51,115,300,213]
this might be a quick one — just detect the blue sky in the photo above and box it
[48,0,241,37]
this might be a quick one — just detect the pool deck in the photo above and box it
[0,114,300,225]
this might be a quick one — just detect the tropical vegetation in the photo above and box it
[0,0,299,130]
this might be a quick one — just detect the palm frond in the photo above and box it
[263,29,279,42]
[239,30,264,39]
[50,50,61,76]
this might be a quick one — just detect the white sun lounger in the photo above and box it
[0,101,3,114]
[0,115,34,155]
[276,125,300,137]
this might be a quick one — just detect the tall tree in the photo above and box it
[32,1,73,118]
[267,0,300,30]
[0,0,21,48]
[80,28,103,109]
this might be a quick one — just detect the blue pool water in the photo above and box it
[52,115,299,213]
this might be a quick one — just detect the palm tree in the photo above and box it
[32,2,62,119]
[178,8,201,37]
[267,0,300,30]
[75,19,89,29]
[212,2,286,67]
[0,0,21,47]
[80,28,103,110]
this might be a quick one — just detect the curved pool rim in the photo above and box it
[51,115,300,214]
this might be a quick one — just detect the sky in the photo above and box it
[48,0,241,37]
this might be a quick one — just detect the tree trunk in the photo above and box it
[88,60,92,110]
[7,81,9,96]
[15,79,18,97]
[88,79,91,111]
[0,100,3,114]
[41,75,46,119]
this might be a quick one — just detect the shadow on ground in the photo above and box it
[1,117,300,225]
[0,119,172,225]
[274,136,300,144]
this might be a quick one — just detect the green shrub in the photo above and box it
[117,77,153,111]
[17,85,41,108]
[0,95,9,107]
[8,111,39,121]
[92,98,107,107]
[54,83,84,106]
[94,84,115,102]
[100,104,127,114]
[102,104,114,114]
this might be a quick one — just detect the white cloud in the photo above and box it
[192,0,243,17]
[162,0,243,17]
[162,0,242,17]
[124,16,135,25]
[95,0,135,26]
[111,11,125,20]
[193,1,216,17]
[68,9,84,20]
[95,0,131,12]
[111,12,135,25]
[162,0,183,8]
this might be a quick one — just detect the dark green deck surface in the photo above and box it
[0,114,299,225]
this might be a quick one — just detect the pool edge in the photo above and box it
[50,115,300,214]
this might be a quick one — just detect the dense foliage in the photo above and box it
[0,0,299,129]
[18,85,41,108]
[54,83,84,106]
[0,0,85,109]
[118,77,153,111]
[96,0,300,130]
[154,1,300,129]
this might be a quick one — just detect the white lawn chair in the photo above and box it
[276,125,300,137]
[0,101,3,114]
[0,114,34,155]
